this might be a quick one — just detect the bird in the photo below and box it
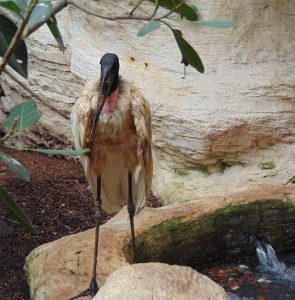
[69,53,153,299]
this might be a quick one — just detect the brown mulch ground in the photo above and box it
[0,149,160,300]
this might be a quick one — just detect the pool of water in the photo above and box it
[201,247,295,300]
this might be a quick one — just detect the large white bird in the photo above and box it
[70,53,153,299]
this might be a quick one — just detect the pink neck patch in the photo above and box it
[102,87,120,115]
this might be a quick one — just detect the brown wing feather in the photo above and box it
[71,79,100,198]
[130,86,153,213]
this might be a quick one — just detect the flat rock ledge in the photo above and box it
[93,263,228,300]
[25,184,295,300]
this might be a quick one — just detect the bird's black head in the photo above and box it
[91,53,120,136]
[100,53,120,95]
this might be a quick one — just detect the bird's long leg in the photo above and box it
[69,176,101,300]
[127,171,136,261]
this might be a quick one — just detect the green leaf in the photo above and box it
[23,0,67,38]
[0,14,28,78]
[191,5,198,14]
[0,0,22,15]
[0,186,36,234]
[149,0,198,21]
[137,20,160,37]
[4,1,66,46]
[195,20,236,29]
[11,0,28,13]
[0,151,30,181]
[178,3,198,21]
[46,16,65,51]
[23,1,54,37]
[28,148,91,156]
[4,99,42,132]
[172,29,204,73]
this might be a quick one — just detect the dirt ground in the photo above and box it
[0,149,160,300]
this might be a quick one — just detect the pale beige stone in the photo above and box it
[25,184,295,300]
[93,263,228,300]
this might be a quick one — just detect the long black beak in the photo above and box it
[91,67,114,137]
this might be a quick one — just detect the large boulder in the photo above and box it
[93,263,228,300]
[1,0,294,205]
[25,184,295,300]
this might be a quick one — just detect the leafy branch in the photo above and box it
[66,0,203,71]
[0,0,38,74]
[0,0,204,78]
[0,0,236,109]
[0,98,90,232]
[0,0,235,79]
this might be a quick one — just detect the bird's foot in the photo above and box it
[68,278,99,300]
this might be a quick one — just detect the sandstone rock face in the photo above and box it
[93,263,228,300]
[25,184,295,300]
[1,0,295,204]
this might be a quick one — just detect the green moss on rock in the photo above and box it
[134,199,295,268]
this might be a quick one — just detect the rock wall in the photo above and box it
[1,0,294,203]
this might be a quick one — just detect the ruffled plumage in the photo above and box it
[71,78,152,214]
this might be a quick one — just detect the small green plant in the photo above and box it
[188,164,211,176]
[174,168,189,176]
[259,162,276,170]
[218,159,247,174]
[68,269,76,276]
